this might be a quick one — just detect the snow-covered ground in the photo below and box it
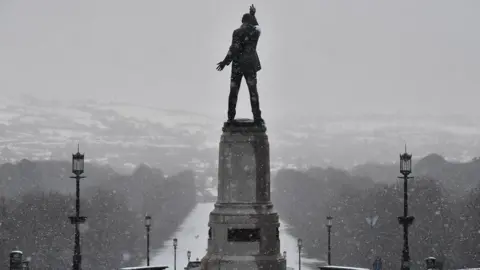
[147,203,322,269]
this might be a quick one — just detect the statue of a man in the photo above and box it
[216,5,264,126]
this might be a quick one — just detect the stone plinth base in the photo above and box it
[200,119,286,270]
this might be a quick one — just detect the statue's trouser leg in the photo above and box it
[244,71,262,120]
[228,69,243,120]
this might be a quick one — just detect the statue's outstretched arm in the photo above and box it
[249,5,259,26]
[251,15,258,26]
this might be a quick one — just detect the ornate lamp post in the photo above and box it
[326,216,333,265]
[397,146,414,270]
[22,257,30,270]
[187,250,191,262]
[425,257,437,270]
[173,238,178,270]
[10,250,23,270]
[69,145,87,270]
[297,238,302,270]
[145,215,152,266]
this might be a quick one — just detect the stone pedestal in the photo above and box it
[201,119,286,270]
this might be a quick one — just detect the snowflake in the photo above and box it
[122,252,131,261]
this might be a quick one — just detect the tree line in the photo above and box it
[0,161,197,269]
[272,159,480,269]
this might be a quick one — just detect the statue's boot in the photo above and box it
[251,101,264,126]
[248,88,263,126]
[227,114,235,123]
[254,118,265,127]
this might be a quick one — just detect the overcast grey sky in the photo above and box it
[1,0,479,119]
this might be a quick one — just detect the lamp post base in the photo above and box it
[72,254,82,270]
[401,261,410,270]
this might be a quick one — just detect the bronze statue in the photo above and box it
[216,5,264,126]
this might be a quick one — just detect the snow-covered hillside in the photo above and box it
[1,96,480,173]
